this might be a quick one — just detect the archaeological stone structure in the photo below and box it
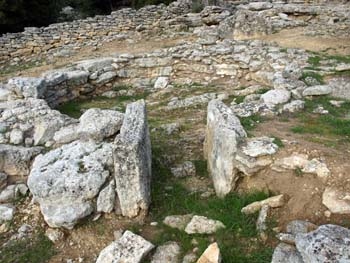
[1,0,350,262]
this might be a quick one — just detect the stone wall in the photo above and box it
[1,0,349,69]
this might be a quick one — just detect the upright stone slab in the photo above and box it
[113,100,152,218]
[204,99,247,197]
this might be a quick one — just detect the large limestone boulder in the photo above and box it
[0,145,43,176]
[28,140,113,229]
[96,230,154,263]
[204,99,247,197]
[295,224,350,262]
[113,100,152,218]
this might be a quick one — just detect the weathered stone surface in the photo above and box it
[322,187,350,214]
[241,137,278,158]
[260,89,291,107]
[113,100,152,218]
[0,145,43,176]
[273,154,330,181]
[0,99,73,146]
[77,108,124,141]
[256,204,269,233]
[96,230,154,263]
[241,194,286,214]
[271,243,303,263]
[302,85,332,97]
[7,77,46,99]
[295,224,350,263]
[197,242,221,263]
[0,172,7,190]
[286,220,318,236]
[151,241,181,263]
[154,77,169,89]
[0,204,15,223]
[204,99,247,197]
[282,100,305,113]
[184,215,225,234]
[28,140,113,229]
[45,228,64,243]
[163,214,193,231]
[97,180,115,213]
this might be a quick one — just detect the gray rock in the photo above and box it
[286,220,317,236]
[322,187,350,214]
[182,253,197,263]
[241,137,278,158]
[184,215,225,234]
[97,180,115,213]
[154,77,169,89]
[7,77,46,99]
[96,71,117,84]
[28,140,113,229]
[78,108,124,141]
[66,70,89,85]
[256,205,269,233]
[96,230,154,263]
[76,58,114,72]
[271,243,303,263]
[302,85,332,97]
[241,195,286,215]
[261,89,291,107]
[282,100,305,113]
[204,99,246,197]
[0,145,43,176]
[295,224,350,263]
[43,71,67,86]
[113,100,151,218]
[163,214,193,231]
[9,129,23,145]
[151,241,181,263]
[0,185,16,203]
[45,228,64,243]
[0,204,15,223]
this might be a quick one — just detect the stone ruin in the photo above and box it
[1,0,350,262]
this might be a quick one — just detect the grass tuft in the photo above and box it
[0,231,55,263]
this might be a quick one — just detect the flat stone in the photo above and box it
[151,241,181,263]
[302,85,332,96]
[241,195,286,215]
[241,137,278,158]
[96,230,154,263]
[185,215,225,234]
[260,89,291,107]
[322,187,350,214]
[197,242,221,263]
[163,214,193,231]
